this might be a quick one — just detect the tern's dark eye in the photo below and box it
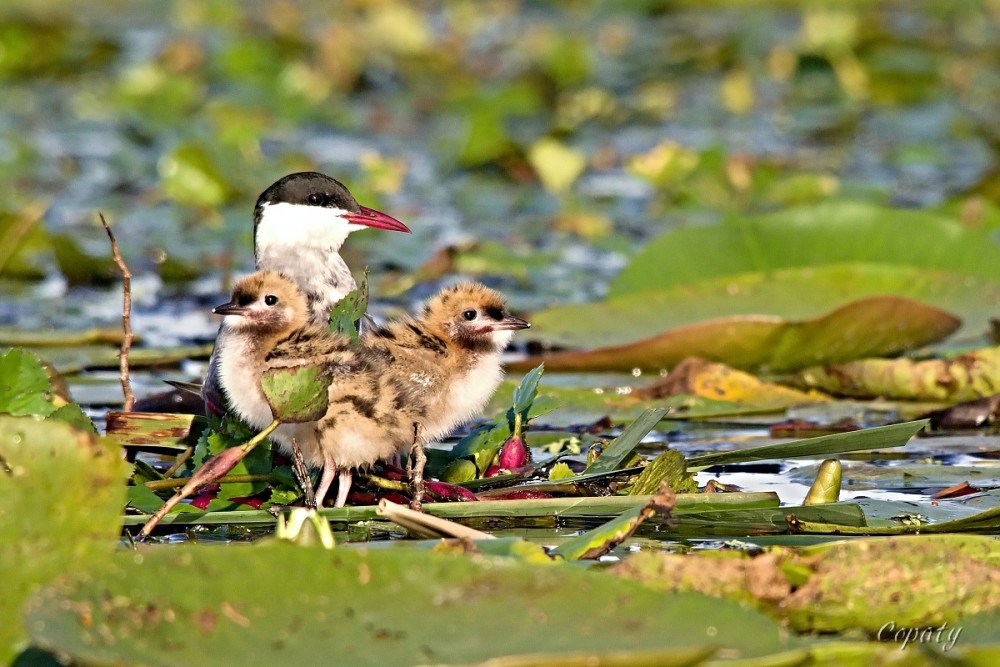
[307,192,325,206]
[462,309,477,321]
[264,294,279,306]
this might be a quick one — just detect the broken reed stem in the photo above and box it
[99,213,135,412]
[376,499,494,541]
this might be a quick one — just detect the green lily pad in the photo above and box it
[516,295,959,374]
[49,233,118,287]
[0,416,128,663]
[158,142,231,208]
[529,263,999,351]
[611,201,1000,297]
[24,544,798,666]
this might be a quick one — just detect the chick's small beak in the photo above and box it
[494,315,530,331]
[343,206,411,233]
[213,301,248,316]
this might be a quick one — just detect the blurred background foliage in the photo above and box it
[0,0,998,338]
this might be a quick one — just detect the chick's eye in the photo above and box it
[307,192,324,205]
[462,309,477,321]
[264,294,279,306]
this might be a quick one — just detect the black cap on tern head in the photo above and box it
[252,172,410,236]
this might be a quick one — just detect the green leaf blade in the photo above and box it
[584,407,668,474]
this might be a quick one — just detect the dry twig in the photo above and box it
[99,213,135,411]
[408,422,426,512]
[289,437,317,508]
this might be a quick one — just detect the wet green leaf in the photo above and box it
[792,504,1000,536]
[327,282,368,344]
[629,450,698,496]
[0,416,128,663]
[0,348,56,417]
[24,544,797,665]
[261,364,332,423]
[118,493,784,530]
[584,408,668,475]
[673,502,867,537]
[193,415,272,501]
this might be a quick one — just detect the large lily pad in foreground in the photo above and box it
[25,544,796,666]
[0,416,128,663]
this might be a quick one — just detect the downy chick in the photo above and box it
[202,172,410,416]
[213,272,530,507]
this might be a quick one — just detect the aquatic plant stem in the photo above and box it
[137,419,280,540]
[160,445,194,480]
[99,213,135,412]
[144,472,273,492]
[358,472,410,493]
